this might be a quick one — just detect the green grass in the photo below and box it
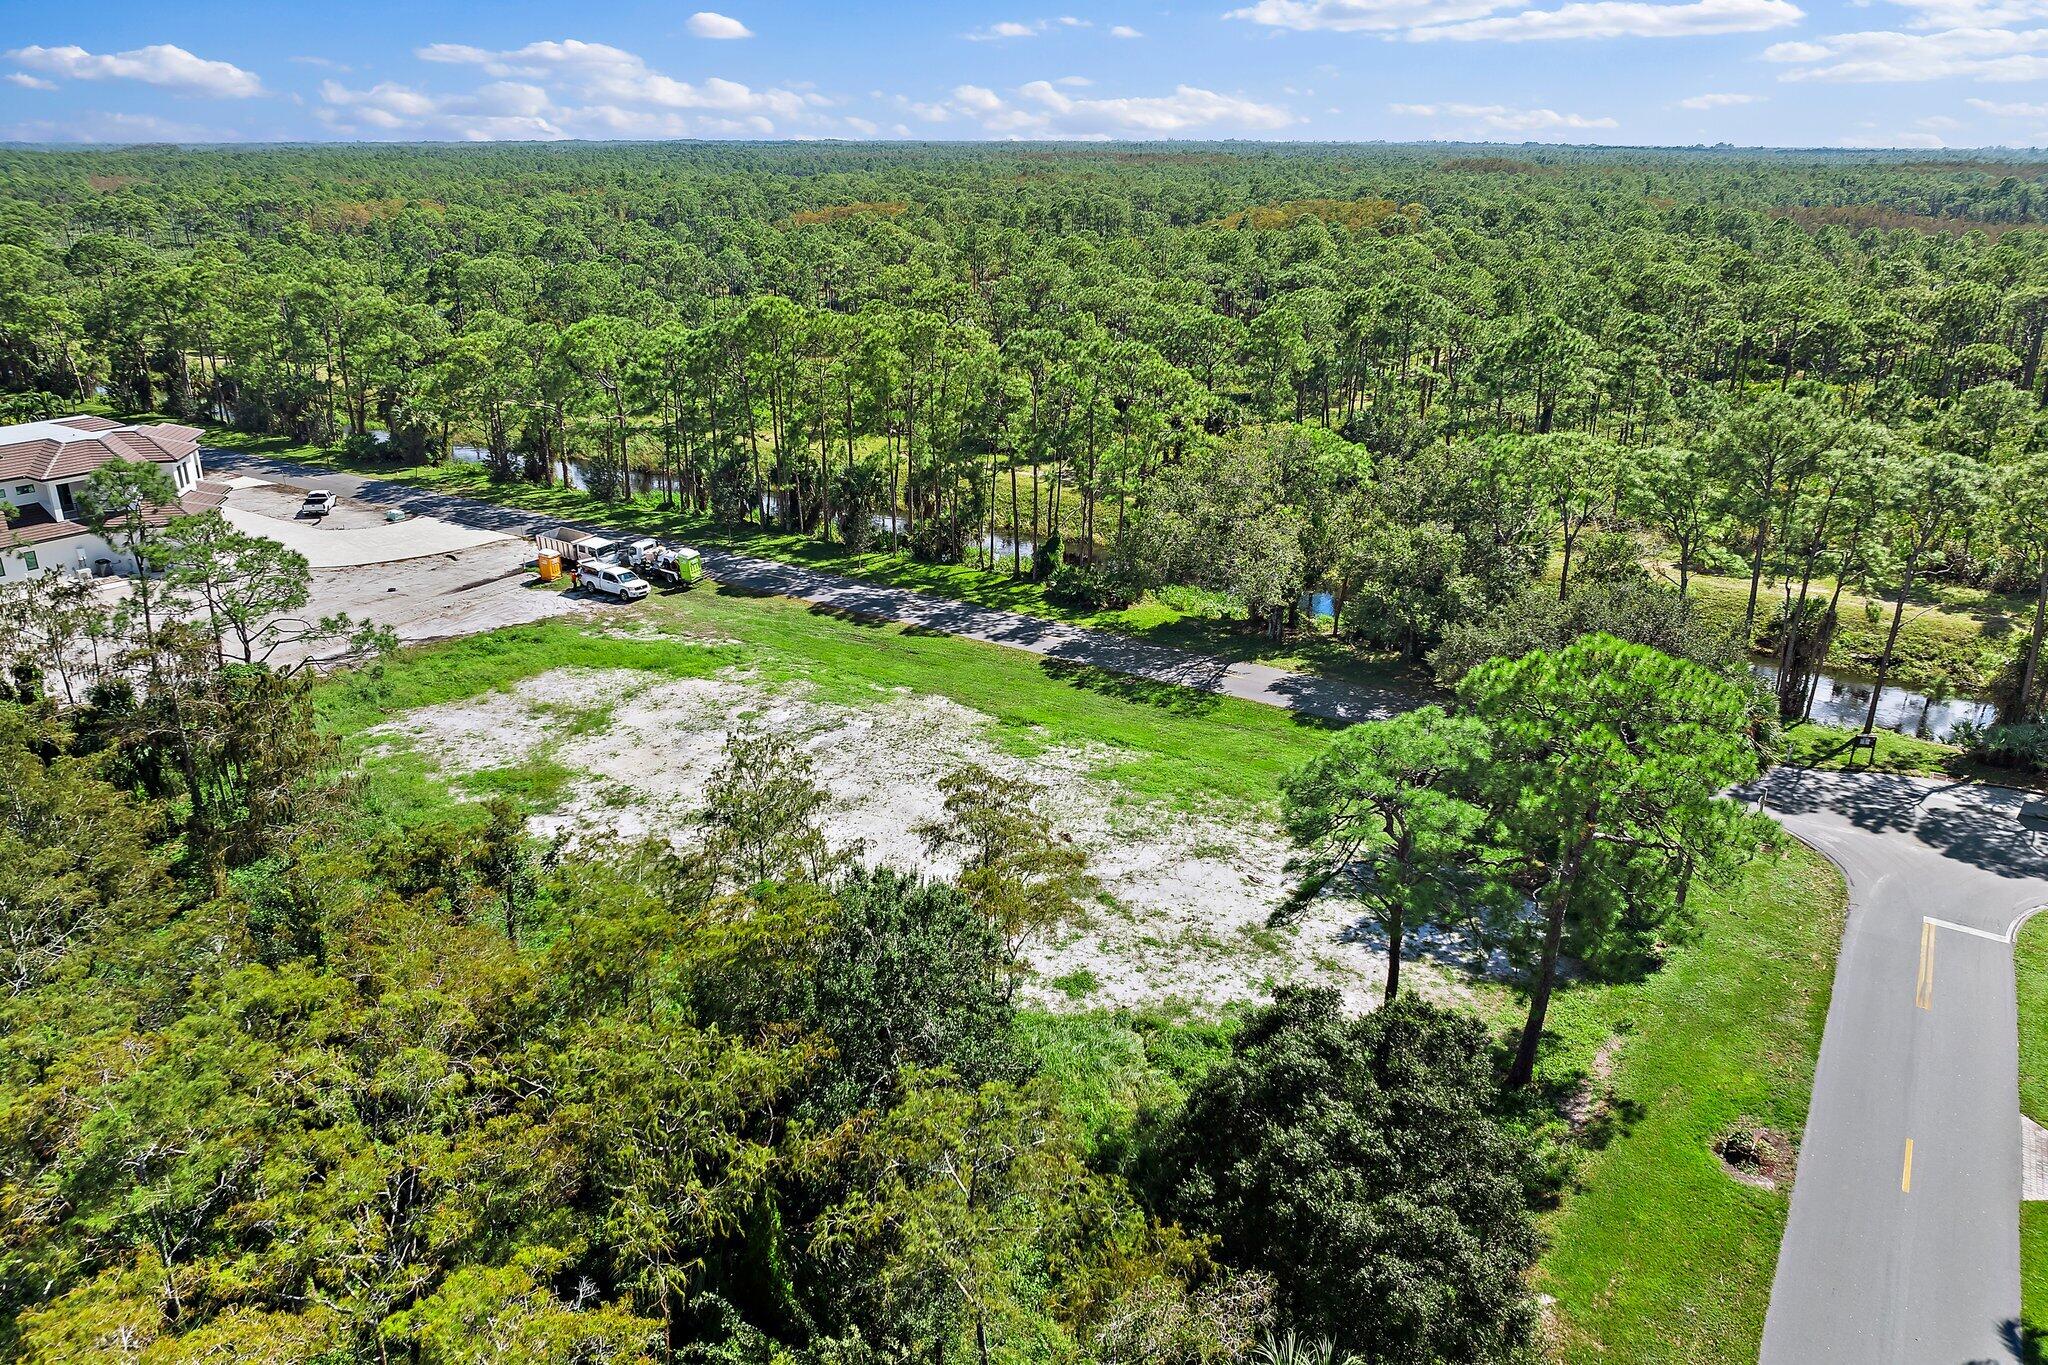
[318,576,1342,828]
[1013,1007,1240,1160]
[2026,1207,2048,1365]
[1777,720,1961,777]
[2019,914,2048,1360]
[1776,721,2048,790]
[1529,840,1846,1364]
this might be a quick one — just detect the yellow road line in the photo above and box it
[1902,1139,1915,1193]
[1915,919,1936,1010]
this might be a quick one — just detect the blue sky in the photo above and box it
[5,0,2048,149]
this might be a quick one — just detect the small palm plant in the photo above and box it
[1252,1330,1358,1365]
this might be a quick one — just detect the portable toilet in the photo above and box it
[537,551,562,583]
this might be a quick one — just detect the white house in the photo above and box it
[0,416,227,579]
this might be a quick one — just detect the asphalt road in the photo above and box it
[201,447,1411,723]
[209,447,2048,1360]
[1753,768,2048,1365]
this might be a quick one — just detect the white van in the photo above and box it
[576,561,650,601]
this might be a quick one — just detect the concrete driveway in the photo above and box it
[220,490,510,568]
[1754,769,2048,1365]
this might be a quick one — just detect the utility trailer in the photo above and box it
[619,537,705,589]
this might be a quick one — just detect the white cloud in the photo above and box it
[1881,0,2048,27]
[965,15,1100,38]
[1838,129,1948,144]
[1,110,247,142]
[1227,0,1512,32]
[319,78,568,139]
[1765,25,2048,80]
[6,43,263,97]
[416,38,805,117]
[843,115,879,134]
[4,72,55,91]
[1408,0,1801,40]
[942,80,1293,135]
[1111,24,1146,36]
[321,40,823,140]
[1676,90,1767,106]
[1227,0,1798,37]
[1969,94,2048,112]
[1391,99,1618,131]
[966,20,1046,38]
[687,12,755,39]
[1055,74,1094,85]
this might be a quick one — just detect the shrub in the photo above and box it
[908,516,966,565]
[1144,989,1542,1364]
[1970,722,2048,775]
[1047,559,1144,610]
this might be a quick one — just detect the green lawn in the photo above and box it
[1775,722,2048,791]
[1529,841,1844,1363]
[2019,915,2048,1360]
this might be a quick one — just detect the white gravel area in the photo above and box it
[368,665,1472,1013]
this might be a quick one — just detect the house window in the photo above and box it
[20,551,37,572]
[57,484,76,517]
[11,485,28,496]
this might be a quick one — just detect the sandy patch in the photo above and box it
[369,666,1475,1013]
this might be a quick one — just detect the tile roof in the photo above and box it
[0,418,203,484]
[3,479,236,553]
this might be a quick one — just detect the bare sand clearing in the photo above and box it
[369,666,1473,1012]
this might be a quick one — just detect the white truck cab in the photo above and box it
[577,561,650,601]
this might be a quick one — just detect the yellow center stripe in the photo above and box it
[1902,1139,1915,1193]
[1916,920,1935,1011]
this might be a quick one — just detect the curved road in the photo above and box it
[1754,769,2048,1365]
[210,446,2048,1361]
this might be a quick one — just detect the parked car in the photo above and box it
[299,490,337,518]
[576,561,649,601]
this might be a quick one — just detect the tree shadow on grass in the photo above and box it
[1038,657,1225,715]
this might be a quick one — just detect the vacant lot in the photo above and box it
[360,626,1441,1010]
[319,577,1846,1363]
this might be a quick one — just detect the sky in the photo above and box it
[5,0,2048,150]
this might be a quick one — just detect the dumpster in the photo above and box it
[537,551,562,583]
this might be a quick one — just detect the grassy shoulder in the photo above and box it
[192,424,1420,693]
[2019,915,2048,1360]
[1009,839,1846,1365]
[1529,839,1845,1364]
[1775,721,2048,791]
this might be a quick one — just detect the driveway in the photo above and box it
[1754,769,2048,1365]
[217,476,512,568]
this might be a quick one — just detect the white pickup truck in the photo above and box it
[576,560,650,601]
